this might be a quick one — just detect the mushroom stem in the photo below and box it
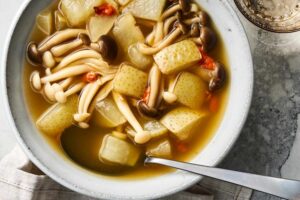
[145,26,156,46]
[160,4,181,21]
[137,28,182,55]
[88,80,113,114]
[41,65,92,83]
[71,59,118,76]
[65,82,86,97]
[154,22,164,45]
[59,77,74,90]
[184,17,200,25]
[53,49,102,72]
[51,39,82,57]
[163,15,177,35]
[147,64,161,108]
[38,29,87,52]
[112,92,143,134]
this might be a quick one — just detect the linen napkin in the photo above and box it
[0,146,252,200]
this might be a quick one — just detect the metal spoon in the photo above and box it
[145,157,300,200]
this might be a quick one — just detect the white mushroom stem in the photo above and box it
[43,82,64,102]
[191,37,202,45]
[51,38,83,57]
[43,51,56,68]
[30,71,42,91]
[145,26,156,46]
[59,77,74,90]
[112,92,151,144]
[55,81,86,104]
[163,15,177,35]
[154,22,164,45]
[184,17,200,25]
[147,64,161,108]
[72,59,118,75]
[38,29,87,52]
[41,65,92,83]
[74,75,115,124]
[53,49,102,72]
[137,28,182,55]
[160,4,181,21]
[163,91,177,104]
[88,80,113,114]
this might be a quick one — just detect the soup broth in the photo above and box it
[24,0,229,179]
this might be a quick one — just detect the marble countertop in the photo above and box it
[1,0,300,199]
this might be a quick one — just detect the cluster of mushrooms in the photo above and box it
[27,0,225,144]
[28,29,119,128]
[137,0,216,55]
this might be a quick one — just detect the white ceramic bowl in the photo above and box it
[1,0,253,199]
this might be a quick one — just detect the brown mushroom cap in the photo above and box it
[209,62,226,91]
[97,35,118,63]
[137,100,159,118]
[179,0,190,12]
[27,42,42,65]
[198,11,209,26]
[78,33,91,46]
[200,26,217,51]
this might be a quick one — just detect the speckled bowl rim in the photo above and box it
[1,0,253,199]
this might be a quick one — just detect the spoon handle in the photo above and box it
[145,157,300,200]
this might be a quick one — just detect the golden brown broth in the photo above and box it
[23,2,229,180]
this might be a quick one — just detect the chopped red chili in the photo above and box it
[199,48,215,70]
[94,4,116,16]
[142,86,151,102]
[83,71,98,83]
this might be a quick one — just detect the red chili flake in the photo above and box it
[142,86,151,102]
[83,72,98,83]
[199,48,215,70]
[94,4,116,16]
[175,141,188,153]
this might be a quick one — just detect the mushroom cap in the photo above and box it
[78,33,91,45]
[198,11,209,26]
[179,0,190,12]
[200,26,217,51]
[137,100,159,118]
[97,35,118,63]
[27,42,42,66]
[209,62,226,91]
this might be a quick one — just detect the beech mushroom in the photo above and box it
[52,49,102,72]
[42,51,56,68]
[91,35,118,63]
[30,71,42,91]
[208,62,226,91]
[41,65,93,83]
[55,82,86,103]
[137,64,163,117]
[38,29,87,52]
[112,92,151,144]
[192,26,217,51]
[137,20,188,55]
[163,15,177,35]
[161,0,189,21]
[74,75,115,128]
[154,22,164,44]
[50,33,91,57]
[27,42,42,66]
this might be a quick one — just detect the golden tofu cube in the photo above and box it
[99,134,141,166]
[143,120,168,139]
[124,0,167,21]
[154,40,202,75]
[160,107,204,140]
[113,64,148,98]
[173,72,207,109]
[36,95,78,136]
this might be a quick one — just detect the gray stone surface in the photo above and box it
[216,2,300,200]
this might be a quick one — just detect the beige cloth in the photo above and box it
[0,146,252,200]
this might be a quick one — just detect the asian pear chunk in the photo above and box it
[93,95,127,128]
[99,134,141,166]
[36,95,78,136]
[160,107,204,140]
[154,40,202,75]
[124,0,167,21]
[146,138,172,159]
[113,64,148,98]
[173,72,206,109]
